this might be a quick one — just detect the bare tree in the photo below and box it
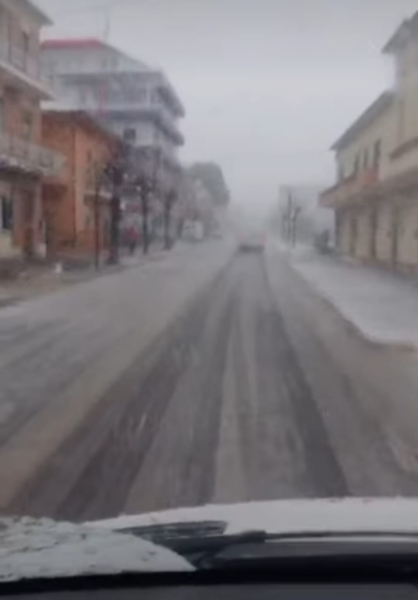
[104,145,129,265]
[163,188,177,250]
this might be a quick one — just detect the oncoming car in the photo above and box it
[238,230,265,253]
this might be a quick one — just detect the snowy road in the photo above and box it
[2,244,418,521]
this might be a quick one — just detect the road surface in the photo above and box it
[2,243,418,522]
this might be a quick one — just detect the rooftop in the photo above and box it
[41,38,104,50]
[383,10,418,54]
[41,37,185,117]
[331,92,393,152]
[21,0,52,25]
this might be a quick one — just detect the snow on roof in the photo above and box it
[41,38,150,72]
[382,10,418,54]
[41,38,186,117]
[23,0,52,25]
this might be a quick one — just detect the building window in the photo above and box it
[85,212,92,229]
[22,31,29,55]
[362,148,369,170]
[86,150,94,187]
[353,154,360,177]
[373,140,381,169]
[136,88,147,102]
[0,197,13,232]
[397,97,405,143]
[0,98,4,132]
[21,110,33,141]
[79,87,88,105]
[19,30,30,72]
[47,59,56,75]
[123,127,137,144]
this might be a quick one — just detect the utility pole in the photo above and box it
[107,156,125,265]
[109,184,121,265]
[286,192,292,243]
[291,206,301,247]
[282,190,293,244]
[102,1,113,42]
[93,171,101,271]
[281,189,301,248]
[164,189,177,250]
[141,179,151,255]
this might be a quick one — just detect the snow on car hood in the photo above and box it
[4,498,418,582]
[93,497,418,536]
[0,516,193,582]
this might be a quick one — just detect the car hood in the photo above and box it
[93,498,418,536]
[3,498,418,581]
[0,516,193,582]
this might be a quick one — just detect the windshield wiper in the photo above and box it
[121,524,418,569]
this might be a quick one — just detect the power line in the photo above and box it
[57,0,132,18]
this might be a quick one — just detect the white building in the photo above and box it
[40,38,185,185]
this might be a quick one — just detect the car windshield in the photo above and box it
[1,0,418,581]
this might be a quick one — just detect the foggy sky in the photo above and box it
[34,0,418,209]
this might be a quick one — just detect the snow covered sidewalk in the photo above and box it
[276,244,418,349]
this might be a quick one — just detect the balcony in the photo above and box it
[75,95,184,145]
[0,132,65,178]
[0,42,51,99]
[111,103,183,144]
[320,168,379,208]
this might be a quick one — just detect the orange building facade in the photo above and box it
[42,110,119,257]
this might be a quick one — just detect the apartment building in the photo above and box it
[40,38,185,210]
[0,0,63,258]
[42,110,119,256]
[321,10,418,272]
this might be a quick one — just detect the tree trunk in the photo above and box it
[109,193,121,265]
[94,191,100,270]
[164,204,172,250]
[142,194,149,255]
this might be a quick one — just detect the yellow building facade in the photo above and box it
[321,11,418,273]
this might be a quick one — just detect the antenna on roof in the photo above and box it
[103,2,113,42]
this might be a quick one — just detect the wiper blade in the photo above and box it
[176,530,418,571]
[135,528,418,570]
[142,528,418,551]
[266,530,418,542]
[119,520,228,548]
[161,530,268,554]
[119,522,418,569]
[164,530,418,559]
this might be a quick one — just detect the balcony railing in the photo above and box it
[77,95,183,144]
[320,168,379,208]
[0,41,40,82]
[0,132,65,178]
